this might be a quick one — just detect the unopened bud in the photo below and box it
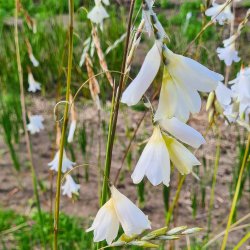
[181,227,203,235]
[128,240,159,248]
[206,91,215,111]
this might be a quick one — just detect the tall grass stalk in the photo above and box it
[14,0,45,248]
[221,133,250,250]
[233,232,250,250]
[100,0,136,205]
[207,127,221,236]
[53,0,74,249]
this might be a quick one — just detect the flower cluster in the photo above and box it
[87,0,223,245]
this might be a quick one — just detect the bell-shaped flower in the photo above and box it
[62,174,80,198]
[131,126,201,186]
[215,82,233,107]
[121,41,162,106]
[29,53,39,67]
[87,186,151,245]
[28,72,41,92]
[131,126,171,186]
[27,115,44,134]
[155,47,223,122]
[205,1,233,25]
[48,149,76,173]
[216,43,240,66]
[67,120,76,143]
[87,0,109,29]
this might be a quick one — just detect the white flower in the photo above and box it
[27,115,44,134]
[223,103,239,122]
[28,72,41,92]
[67,120,76,143]
[48,149,76,173]
[131,126,200,186]
[158,117,205,148]
[230,67,250,120]
[131,126,170,186]
[87,1,109,28]
[216,43,240,66]
[62,174,80,198]
[87,186,151,245]
[155,47,223,122]
[29,53,39,67]
[121,41,162,106]
[215,82,233,107]
[205,1,233,25]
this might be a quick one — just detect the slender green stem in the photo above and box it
[207,127,221,236]
[53,1,74,249]
[100,0,136,205]
[14,1,46,249]
[221,133,250,250]
[166,175,186,226]
[233,231,250,250]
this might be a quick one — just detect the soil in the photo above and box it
[0,95,249,249]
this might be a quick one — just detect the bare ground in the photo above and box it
[0,96,249,249]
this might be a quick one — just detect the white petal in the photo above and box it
[111,186,151,236]
[87,4,109,24]
[159,117,205,148]
[154,70,177,120]
[67,120,77,143]
[215,82,233,106]
[121,42,162,106]
[87,199,119,245]
[164,136,200,175]
[165,48,222,92]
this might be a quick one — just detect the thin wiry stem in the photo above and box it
[221,133,250,250]
[100,0,136,205]
[53,0,74,249]
[14,1,45,249]
[207,127,221,236]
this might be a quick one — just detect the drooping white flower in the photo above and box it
[28,72,41,92]
[27,115,44,134]
[205,1,233,25]
[121,41,162,106]
[48,149,76,173]
[67,120,76,143]
[131,126,201,186]
[154,46,223,122]
[131,126,170,186]
[229,67,250,120]
[62,174,80,198]
[29,53,39,67]
[87,0,109,29]
[216,43,240,66]
[87,186,151,245]
[215,82,233,107]
[158,117,205,148]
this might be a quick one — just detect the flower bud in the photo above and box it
[206,91,215,111]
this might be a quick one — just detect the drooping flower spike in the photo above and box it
[87,186,151,245]
[27,115,44,134]
[131,126,201,186]
[48,149,76,173]
[62,174,80,198]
